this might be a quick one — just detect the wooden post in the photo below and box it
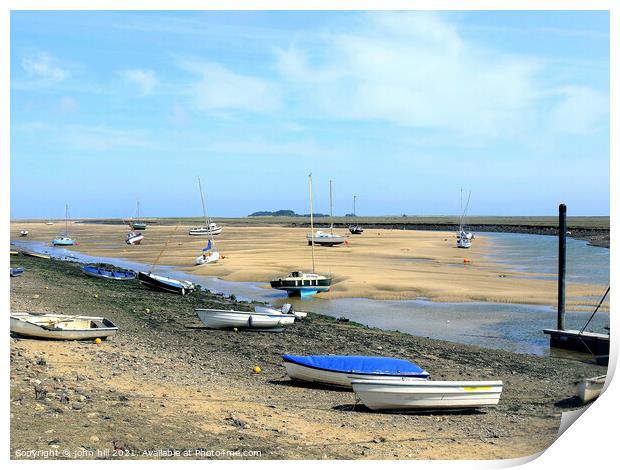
[557,203,567,331]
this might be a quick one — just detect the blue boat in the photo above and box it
[10,267,24,277]
[83,265,136,281]
[282,355,430,388]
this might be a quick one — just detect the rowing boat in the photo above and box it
[195,308,295,330]
[83,265,136,281]
[138,271,194,295]
[10,312,118,340]
[282,355,430,389]
[352,378,503,410]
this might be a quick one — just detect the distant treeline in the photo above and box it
[248,209,329,217]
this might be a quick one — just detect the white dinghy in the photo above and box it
[10,312,118,340]
[352,378,503,411]
[577,375,606,404]
[255,303,307,320]
[195,308,295,330]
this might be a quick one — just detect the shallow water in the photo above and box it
[11,233,609,357]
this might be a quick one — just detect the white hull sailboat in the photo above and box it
[352,378,503,410]
[52,205,75,246]
[125,231,143,245]
[307,179,346,246]
[193,177,221,265]
[456,189,473,249]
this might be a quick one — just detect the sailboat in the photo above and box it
[348,195,364,235]
[130,200,147,230]
[457,189,473,249]
[271,174,332,296]
[306,179,346,246]
[138,226,195,295]
[194,177,221,265]
[52,205,75,246]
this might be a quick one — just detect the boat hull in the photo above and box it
[131,223,147,230]
[126,233,144,245]
[83,266,136,281]
[195,309,295,330]
[195,251,220,265]
[21,251,51,259]
[52,238,75,246]
[189,227,222,236]
[270,277,331,296]
[10,267,24,277]
[352,379,503,410]
[577,375,606,404]
[10,313,118,340]
[138,272,194,295]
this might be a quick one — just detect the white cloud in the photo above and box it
[21,52,68,83]
[178,60,281,113]
[274,12,604,138]
[121,68,158,96]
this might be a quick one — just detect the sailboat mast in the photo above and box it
[309,173,316,273]
[137,200,140,220]
[329,179,333,234]
[65,204,68,236]
[197,177,215,247]
[353,195,356,217]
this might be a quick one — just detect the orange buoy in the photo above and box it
[464,258,470,264]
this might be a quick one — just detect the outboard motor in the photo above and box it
[281,303,293,315]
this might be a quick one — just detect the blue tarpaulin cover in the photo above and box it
[282,355,429,377]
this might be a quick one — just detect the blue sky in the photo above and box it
[10,10,610,218]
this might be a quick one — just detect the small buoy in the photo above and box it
[253,366,262,374]
[463,258,470,264]
[94,294,99,299]
[221,254,226,259]
[144,308,151,314]
[233,327,238,332]
[94,338,102,344]
[44,286,49,290]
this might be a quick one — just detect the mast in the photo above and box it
[353,195,357,217]
[329,179,334,235]
[65,204,69,236]
[309,173,316,273]
[136,200,140,220]
[198,177,215,248]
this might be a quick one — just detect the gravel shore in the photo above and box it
[10,255,606,460]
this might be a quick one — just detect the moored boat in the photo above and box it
[195,308,295,330]
[189,223,223,236]
[52,204,75,246]
[10,312,118,340]
[348,224,364,235]
[306,231,346,246]
[282,355,430,389]
[138,271,194,295]
[130,200,147,230]
[125,231,144,245]
[83,265,136,281]
[10,267,24,277]
[20,230,29,237]
[270,271,331,296]
[352,378,503,410]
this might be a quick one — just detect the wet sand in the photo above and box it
[10,221,606,308]
[10,255,605,460]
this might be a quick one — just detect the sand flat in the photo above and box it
[10,222,606,307]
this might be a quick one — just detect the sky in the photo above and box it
[10,10,610,219]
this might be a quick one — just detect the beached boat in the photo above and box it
[138,271,194,295]
[21,251,51,259]
[270,271,331,296]
[456,190,473,249]
[282,355,430,389]
[193,177,221,265]
[272,174,332,297]
[577,375,606,404]
[10,312,118,340]
[189,222,223,236]
[10,267,24,277]
[83,265,136,281]
[255,303,307,320]
[348,195,364,234]
[307,180,346,246]
[125,231,144,245]
[52,205,75,246]
[130,200,147,230]
[10,250,19,256]
[20,230,29,237]
[352,378,503,410]
[195,308,295,330]
[46,220,54,225]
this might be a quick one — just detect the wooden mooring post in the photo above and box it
[543,204,609,355]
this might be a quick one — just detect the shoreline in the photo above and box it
[10,255,606,460]
[10,223,608,309]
